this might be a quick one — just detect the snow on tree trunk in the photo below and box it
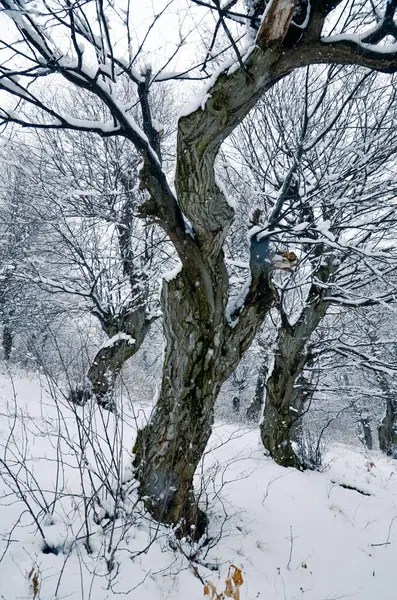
[87,335,138,409]
[134,247,275,535]
[260,283,329,468]
[359,417,373,451]
[71,307,152,410]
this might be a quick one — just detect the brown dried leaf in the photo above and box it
[32,571,39,599]
[281,251,297,262]
[231,566,244,587]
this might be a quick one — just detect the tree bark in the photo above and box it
[260,279,329,468]
[134,242,275,536]
[378,395,397,456]
[2,320,12,361]
[87,336,140,409]
[359,417,373,451]
[70,306,152,410]
[260,328,307,469]
[246,359,267,422]
[133,268,226,535]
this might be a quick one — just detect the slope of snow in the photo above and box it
[0,370,396,599]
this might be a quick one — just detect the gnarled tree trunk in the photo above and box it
[71,305,153,410]
[132,0,353,530]
[260,277,330,468]
[87,330,147,410]
[134,266,227,533]
[134,247,275,535]
[132,3,298,534]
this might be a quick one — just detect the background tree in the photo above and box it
[1,116,173,407]
[226,65,397,467]
[0,153,59,363]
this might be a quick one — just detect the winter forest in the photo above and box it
[1,0,397,598]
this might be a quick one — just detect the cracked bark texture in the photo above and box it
[134,242,275,534]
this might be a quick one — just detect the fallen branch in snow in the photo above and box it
[331,481,371,497]
[370,541,391,547]
[370,515,397,548]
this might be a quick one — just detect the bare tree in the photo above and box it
[2,125,169,407]
[2,0,397,533]
[341,309,397,455]
[228,65,397,467]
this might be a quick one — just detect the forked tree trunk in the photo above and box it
[260,284,329,468]
[134,253,275,536]
[132,0,296,530]
[131,0,342,532]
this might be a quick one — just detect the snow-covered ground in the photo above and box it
[0,370,396,599]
